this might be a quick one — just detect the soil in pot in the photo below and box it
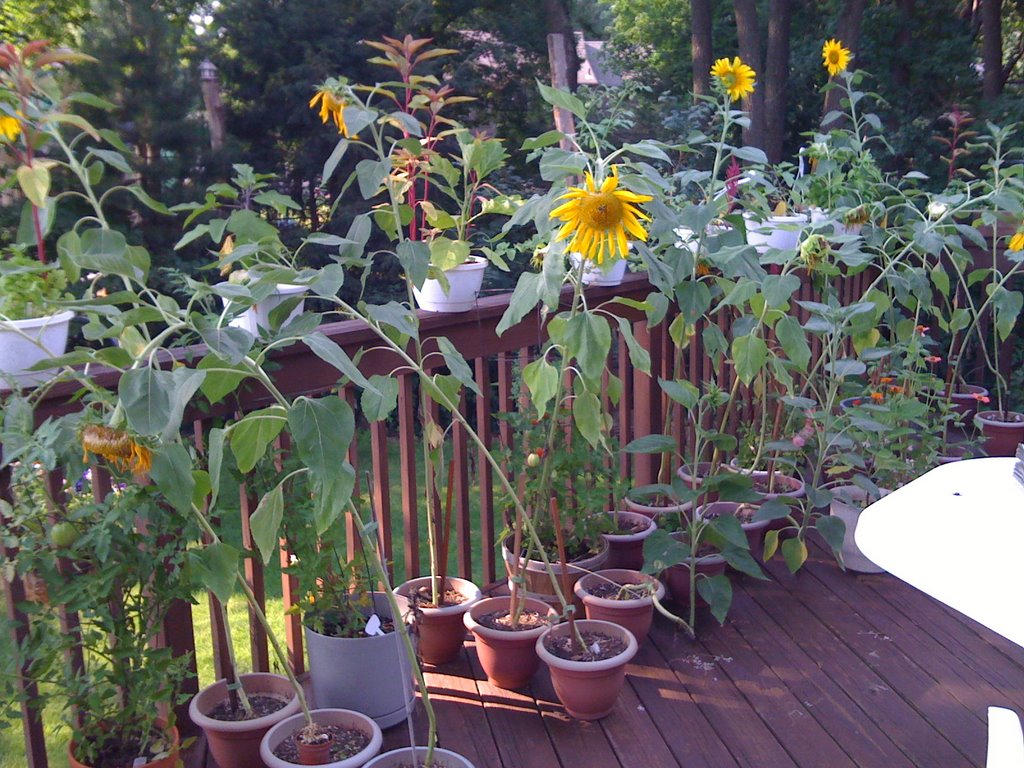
[70,720,178,768]
[476,607,548,631]
[543,630,627,662]
[586,582,650,600]
[207,694,290,721]
[273,724,368,765]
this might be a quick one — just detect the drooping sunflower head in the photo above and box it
[309,82,351,137]
[1010,229,1024,253]
[81,425,152,475]
[822,39,852,77]
[550,166,653,265]
[710,56,756,101]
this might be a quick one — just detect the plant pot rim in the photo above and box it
[189,672,301,733]
[695,501,770,531]
[937,384,988,397]
[441,254,488,272]
[975,409,1024,424]
[501,534,610,570]
[536,618,638,672]
[259,708,383,768]
[668,530,726,564]
[0,309,75,330]
[393,576,482,617]
[464,595,558,640]
[744,211,809,224]
[600,511,657,543]
[363,746,474,768]
[303,592,400,641]
[574,569,665,607]
[623,495,693,516]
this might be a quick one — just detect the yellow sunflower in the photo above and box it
[710,56,756,101]
[309,87,351,137]
[81,425,153,475]
[822,39,852,77]
[1009,230,1024,252]
[550,166,653,264]
[0,113,20,141]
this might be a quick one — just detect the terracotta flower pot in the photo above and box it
[697,501,770,560]
[975,410,1024,457]
[601,511,657,570]
[623,494,692,520]
[574,569,664,642]
[189,672,301,768]
[259,709,382,768]
[937,384,989,419]
[664,532,727,607]
[464,596,557,689]
[501,536,609,614]
[393,576,481,665]
[676,462,718,503]
[363,747,475,768]
[536,619,638,720]
[69,718,179,768]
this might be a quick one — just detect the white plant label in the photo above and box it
[590,641,601,655]
[365,613,385,636]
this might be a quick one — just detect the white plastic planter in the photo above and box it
[744,213,808,253]
[304,594,415,729]
[0,310,74,388]
[413,256,487,312]
[224,283,307,335]
[830,485,888,573]
[569,253,628,286]
[364,747,475,768]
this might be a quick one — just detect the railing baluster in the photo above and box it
[370,420,394,581]
[631,320,662,485]
[398,374,420,579]
[474,357,496,585]
[238,468,270,672]
[617,331,633,480]
[453,391,472,580]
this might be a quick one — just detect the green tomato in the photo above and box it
[50,522,80,549]
[526,452,541,468]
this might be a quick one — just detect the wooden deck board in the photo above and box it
[197,555,1024,768]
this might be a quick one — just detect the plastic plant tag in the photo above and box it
[364,613,385,636]
[590,641,601,655]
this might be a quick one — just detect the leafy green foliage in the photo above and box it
[0,248,70,320]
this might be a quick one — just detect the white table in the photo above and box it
[856,457,1024,649]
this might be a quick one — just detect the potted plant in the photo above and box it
[600,508,657,570]
[573,569,664,642]
[463,594,558,690]
[0,248,74,387]
[260,709,382,768]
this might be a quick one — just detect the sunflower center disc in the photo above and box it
[581,192,624,230]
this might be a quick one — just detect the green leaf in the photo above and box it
[698,574,733,625]
[675,281,712,324]
[497,272,542,336]
[16,164,50,207]
[752,499,792,523]
[430,373,463,410]
[322,139,349,183]
[522,358,559,418]
[437,337,481,395]
[659,379,698,409]
[198,326,254,366]
[314,464,356,534]
[303,332,374,390]
[250,484,284,565]
[573,390,603,447]
[75,228,146,282]
[197,355,249,405]
[565,313,611,389]
[721,546,767,579]
[641,528,691,573]
[162,369,206,442]
[361,375,400,421]
[761,274,801,308]
[192,470,211,510]
[190,543,239,604]
[150,443,195,515]
[622,141,671,163]
[397,240,430,288]
[356,159,390,199]
[287,396,355,479]
[536,80,587,118]
[781,537,809,573]
[229,407,287,473]
[624,434,677,453]
[707,514,749,549]
[119,368,176,436]
[616,317,651,375]
[90,147,131,174]
[208,427,226,511]
[732,334,768,385]
[775,315,811,370]
[429,237,471,271]
[366,302,419,340]
[762,529,780,561]
[815,515,846,561]
[521,130,566,150]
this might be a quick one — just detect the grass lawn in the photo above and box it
[1,426,500,765]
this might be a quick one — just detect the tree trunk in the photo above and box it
[544,0,578,91]
[982,0,1003,99]
[734,0,765,149]
[891,0,914,90]
[692,0,713,96]
[763,0,792,163]
[822,0,867,128]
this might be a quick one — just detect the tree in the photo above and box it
[734,0,766,149]
[692,0,713,95]
[0,0,91,47]
[763,0,793,163]
[983,0,1004,98]
[822,0,868,127]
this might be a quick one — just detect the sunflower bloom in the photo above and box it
[81,425,152,475]
[1009,231,1024,252]
[0,113,20,141]
[309,87,351,137]
[550,166,652,264]
[710,57,756,101]
[822,39,852,77]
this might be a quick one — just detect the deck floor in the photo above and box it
[190,539,1024,767]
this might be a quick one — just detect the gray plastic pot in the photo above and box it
[305,593,415,729]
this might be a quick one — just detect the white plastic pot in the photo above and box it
[569,252,628,286]
[304,594,415,729]
[224,283,307,335]
[363,747,475,768]
[745,213,808,253]
[259,708,382,768]
[0,310,74,388]
[413,256,487,312]
[830,485,888,573]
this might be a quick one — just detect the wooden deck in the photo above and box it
[187,539,1024,767]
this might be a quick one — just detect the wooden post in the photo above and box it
[546,33,577,150]
[199,59,225,151]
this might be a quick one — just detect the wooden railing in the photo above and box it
[3,269,884,766]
